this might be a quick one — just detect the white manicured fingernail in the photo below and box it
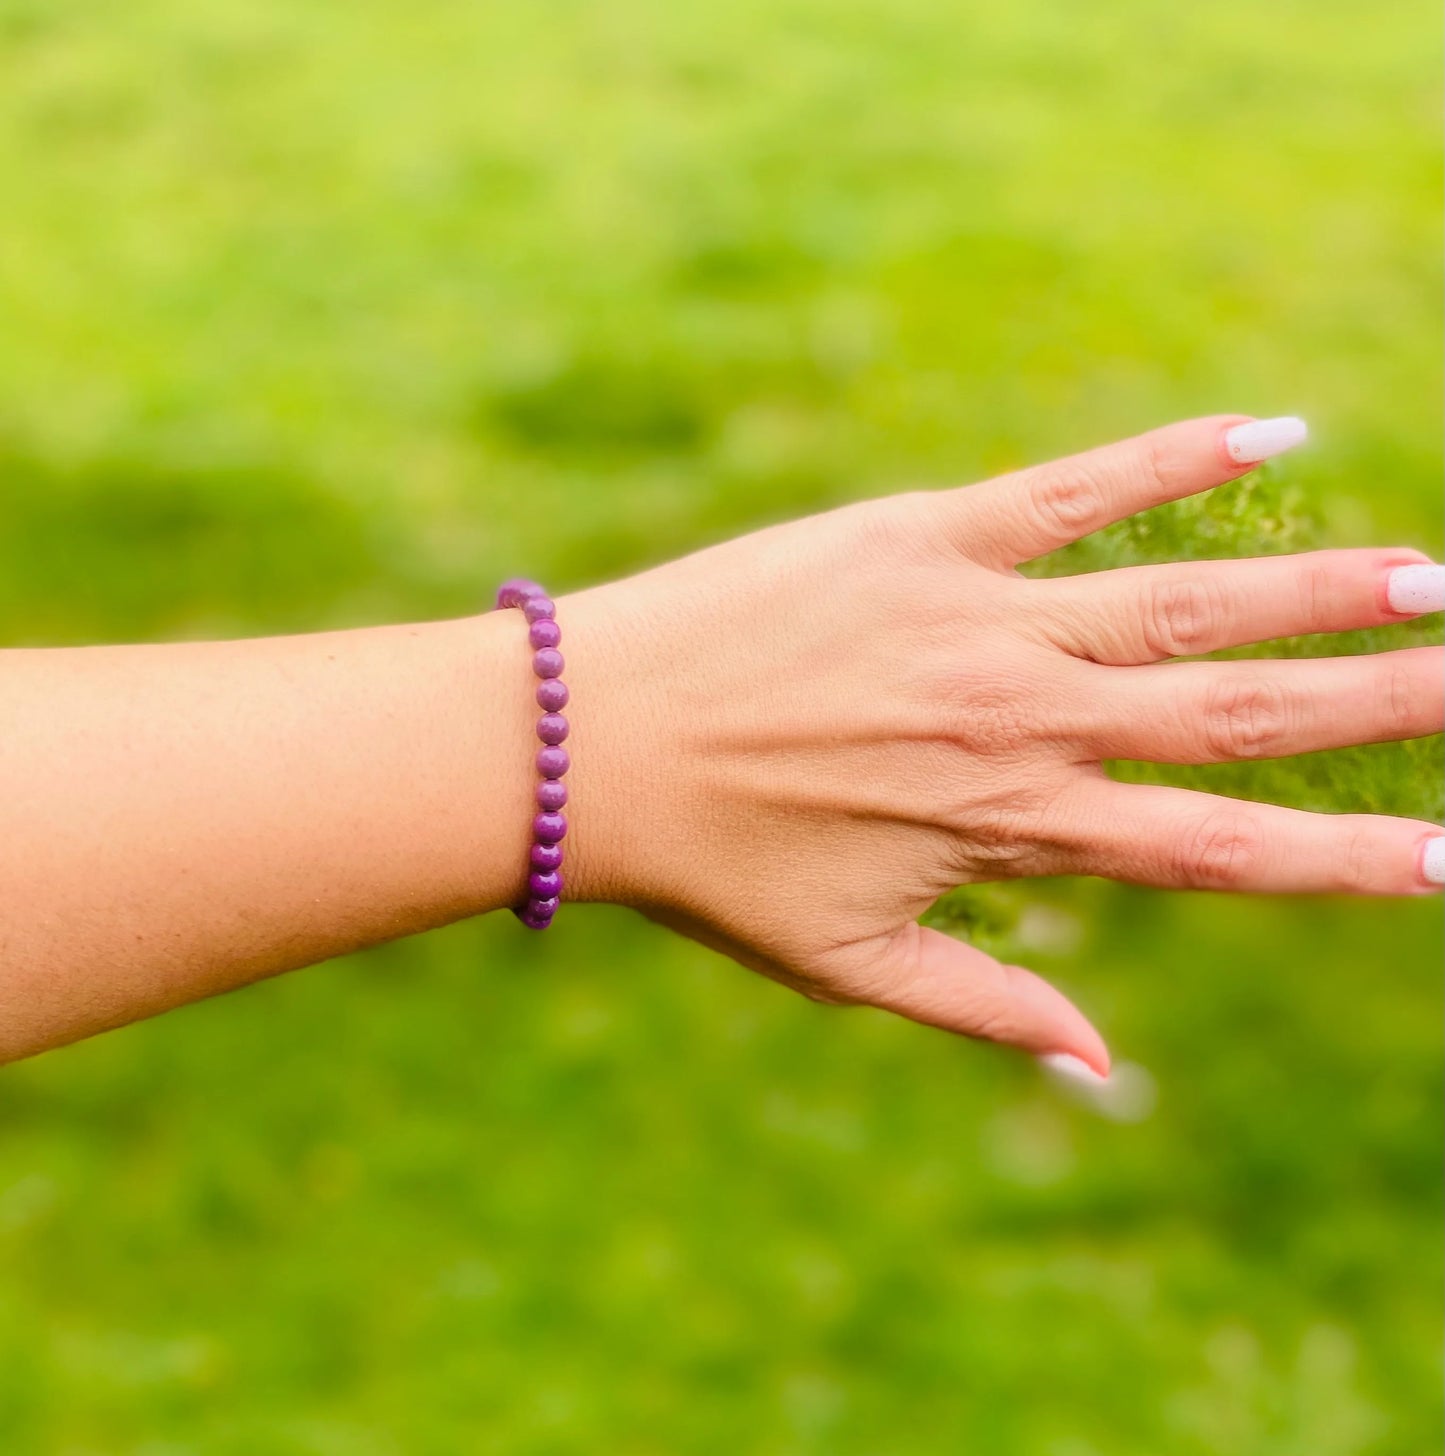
[1043,1057,1158,1123]
[1222,416,1308,465]
[1386,564,1445,615]
[1422,838,1445,886]
[1039,1052,1109,1086]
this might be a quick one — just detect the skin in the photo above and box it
[0,415,1439,1067]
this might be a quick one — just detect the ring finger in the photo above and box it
[1065,647,1444,764]
[1051,778,1444,896]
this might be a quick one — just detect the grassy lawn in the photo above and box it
[0,1,1439,1451]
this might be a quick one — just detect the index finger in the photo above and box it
[940,415,1308,569]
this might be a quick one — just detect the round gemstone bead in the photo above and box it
[496,578,545,609]
[519,904,554,930]
[529,895,561,918]
[532,648,564,679]
[522,595,556,623]
[536,712,569,745]
[529,869,563,899]
[529,841,564,871]
[529,618,561,650]
[536,779,568,811]
[536,678,569,712]
[536,745,570,779]
[533,811,568,843]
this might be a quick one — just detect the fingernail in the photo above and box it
[1039,1052,1109,1086]
[1222,416,1309,465]
[1422,837,1445,887]
[1386,564,1445,616]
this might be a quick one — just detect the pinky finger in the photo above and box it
[1060,781,1445,896]
[858,923,1111,1075]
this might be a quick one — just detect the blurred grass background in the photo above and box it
[0,1,1440,1452]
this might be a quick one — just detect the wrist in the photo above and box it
[431,611,539,915]
[550,581,684,911]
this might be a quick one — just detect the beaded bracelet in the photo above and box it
[494,578,569,930]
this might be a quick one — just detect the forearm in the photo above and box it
[0,611,544,1061]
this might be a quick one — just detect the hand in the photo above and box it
[560,416,1444,1073]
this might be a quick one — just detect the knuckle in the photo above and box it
[1339,827,1384,892]
[1027,468,1105,543]
[1201,677,1292,760]
[1383,661,1426,737]
[947,791,1052,878]
[959,834,1036,878]
[940,663,1042,754]
[1139,440,1175,503]
[964,997,1022,1047]
[1296,559,1338,633]
[1173,810,1264,888]
[950,694,1031,755]
[1142,579,1222,659]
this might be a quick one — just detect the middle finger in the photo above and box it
[1033,548,1437,665]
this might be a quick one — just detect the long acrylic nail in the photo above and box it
[1222,416,1308,465]
[1422,838,1445,887]
[1040,1055,1158,1123]
[1386,564,1445,616]
[1038,1052,1109,1086]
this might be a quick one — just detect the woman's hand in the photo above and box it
[562,415,1445,1075]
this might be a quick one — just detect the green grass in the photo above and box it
[0,1,1440,1452]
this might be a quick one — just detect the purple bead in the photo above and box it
[536,745,570,778]
[536,779,568,811]
[536,678,569,711]
[536,712,569,745]
[496,577,545,609]
[529,869,563,899]
[529,618,561,650]
[497,576,572,930]
[533,811,568,843]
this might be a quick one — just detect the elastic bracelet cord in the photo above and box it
[494,578,569,930]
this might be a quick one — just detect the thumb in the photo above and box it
[864,923,1110,1076]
